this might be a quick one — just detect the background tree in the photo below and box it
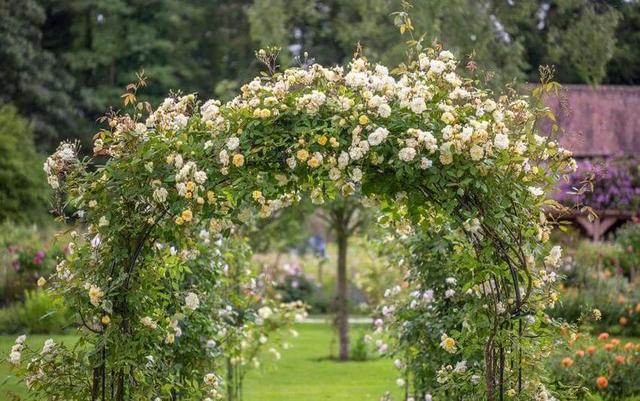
[0,0,79,151]
[0,105,48,223]
[320,198,368,361]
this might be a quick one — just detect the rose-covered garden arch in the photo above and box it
[11,46,575,400]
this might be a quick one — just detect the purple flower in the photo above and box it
[554,158,640,211]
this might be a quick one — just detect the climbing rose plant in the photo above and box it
[11,46,575,400]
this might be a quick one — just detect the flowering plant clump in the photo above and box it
[554,157,640,211]
[11,42,575,400]
[550,332,640,399]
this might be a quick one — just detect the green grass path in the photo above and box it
[0,324,401,401]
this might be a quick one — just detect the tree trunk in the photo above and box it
[336,220,349,361]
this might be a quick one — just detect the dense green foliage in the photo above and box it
[0,289,71,334]
[1,324,400,401]
[0,105,48,223]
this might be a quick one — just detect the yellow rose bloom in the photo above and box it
[181,209,193,222]
[207,191,216,204]
[101,315,111,325]
[441,112,455,124]
[252,190,263,201]
[260,109,272,118]
[440,335,457,353]
[307,157,320,168]
[175,216,184,225]
[196,197,205,205]
[358,115,369,125]
[186,181,196,192]
[37,277,46,287]
[185,191,193,199]
[440,152,453,165]
[296,149,309,161]
[329,137,339,148]
[232,153,245,167]
[317,135,328,146]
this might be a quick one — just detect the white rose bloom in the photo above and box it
[439,50,454,60]
[48,175,60,189]
[469,145,484,161]
[226,137,240,150]
[461,126,473,142]
[153,187,168,203]
[185,292,200,311]
[545,245,562,267]
[454,360,467,373]
[15,335,26,344]
[429,59,446,74]
[194,171,207,184]
[174,154,184,168]
[528,186,544,197]
[398,147,417,162]
[368,127,389,146]
[173,114,189,130]
[410,97,427,114]
[420,158,433,169]
[219,150,229,166]
[445,289,455,298]
[258,306,273,319]
[378,103,391,118]
[494,133,509,150]
[351,168,363,182]
[41,338,56,355]
[329,167,341,181]
[9,351,21,365]
[338,152,350,169]
[484,99,497,112]
[415,130,438,152]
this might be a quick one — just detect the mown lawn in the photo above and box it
[1,323,401,401]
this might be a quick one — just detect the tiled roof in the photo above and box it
[541,85,640,157]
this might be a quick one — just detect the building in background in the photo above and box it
[547,85,640,240]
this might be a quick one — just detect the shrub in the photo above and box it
[615,222,640,278]
[0,104,48,223]
[350,331,373,361]
[0,289,71,334]
[0,221,66,305]
[549,333,640,400]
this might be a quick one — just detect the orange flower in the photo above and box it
[624,342,635,351]
[575,350,585,358]
[615,355,625,364]
[596,376,609,390]
[605,343,614,351]
[587,346,597,355]
[598,333,609,341]
[561,357,574,367]
[619,316,629,326]
[635,303,640,313]
[611,339,620,346]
